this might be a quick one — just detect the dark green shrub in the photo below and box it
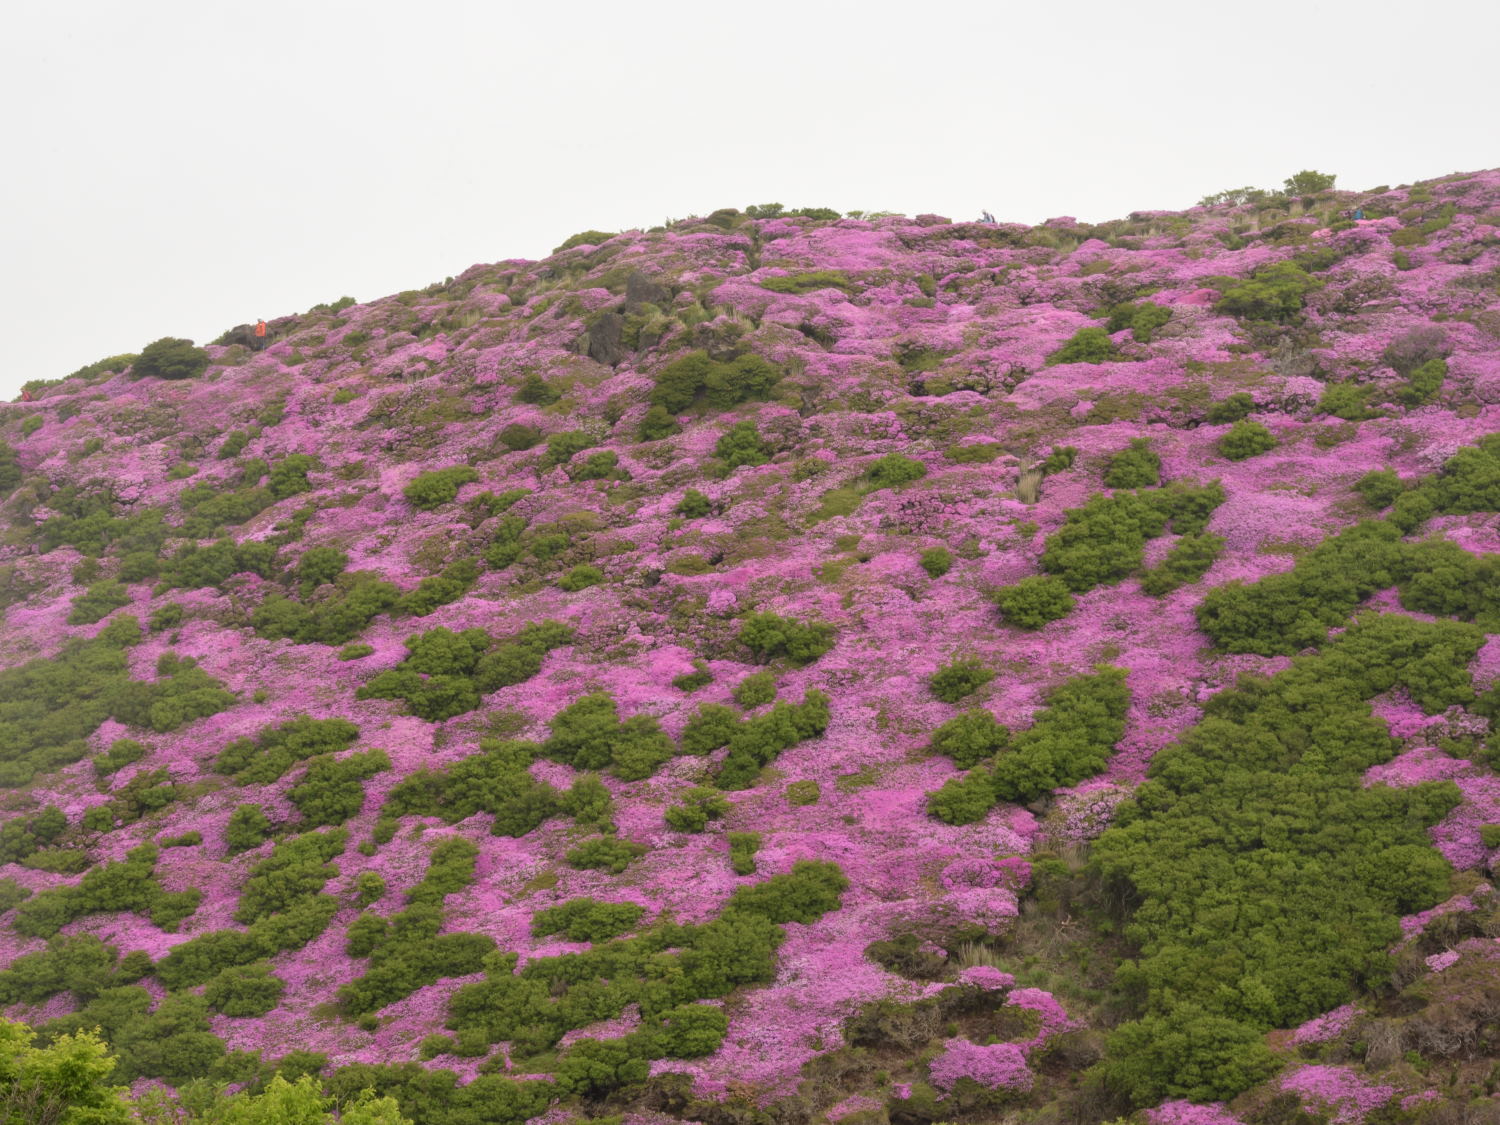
[542,430,594,468]
[1396,539,1500,628]
[353,872,386,907]
[713,690,830,790]
[234,830,347,925]
[1103,439,1161,489]
[1040,491,1171,591]
[724,859,846,922]
[67,580,131,625]
[0,878,33,912]
[638,404,680,441]
[398,558,479,616]
[995,575,1075,628]
[225,805,273,854]
[1217,420,1277,461]
[558,564,604,591]
[1317,383,1376,421]
[473,620,574,692]
[0,808,67,866]
[297,546,348,590]
[14,843,199,938]
[928,668,1128,823]
[214,716,360,785]
[665,787,730,833]
[929,658,994,704]
[267,454,316,499]
[565,837,647,875]
[1205,393,1255,424]
[676,489,712,518]
[356,627,492,721]
[1048,327,1118,365]
[0,439,21,497]
[925,772,999,835]
[714,422,773,469]
[204,962,284,1017]
[1041,446,1078,474]
[732,671,777,708]
[647,1003,729,1058]
[1214,261,1321,322]
[1105,301,1172,343]
[118,550,161,581]
[158,538,279,592]
[1091,615,1473,1103]
[568,450,628,482]
[132,338,210,380]
[252,572,401,646]
[738,611,835,665]
[727,831,763,876]
[381,738,574,839]
[866,453,927,490]
[649,350,783,414]
[704,355,782,408]
[672,660,713,692]
[403,466,479,510]
[484,513,528,568]
[82,768,179,831]
[217,430,251,459]
[553,230,614,253]
[1095,1006,1279,1106]
[1140,533,1225,595]
[289,749,390,827]
[1396,358,1446,406]
[542,693,673,780]
[532,897,645,943]
[650,352,718,413]
[681,703,740,755]
[1195,519,1407,654]
[1355,469,1403,509]
[499,423,543,451]
[337,839,493,1017]
[93,738,147,777]
[0,621,238,787]
[147,604,183,634]
[928,710,1010,769]
[919,547,952,578]
[553,1037,649,1098]
[338,643,374,661]
[989,667,1129,804]
[515,373,560,405]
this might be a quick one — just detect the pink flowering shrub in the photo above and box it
[928,1038,1033,1093]
[1281,1065,1396,1124]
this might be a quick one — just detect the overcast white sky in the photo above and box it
[1,0,1494,399]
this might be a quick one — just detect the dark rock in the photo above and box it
[586,310,625,367]
[624,271,670,311]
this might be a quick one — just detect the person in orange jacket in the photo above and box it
[253,319,268,351]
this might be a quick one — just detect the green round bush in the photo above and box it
[995,576,1075,628]
[132,338,211,381]
[1217,420,1277,461]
